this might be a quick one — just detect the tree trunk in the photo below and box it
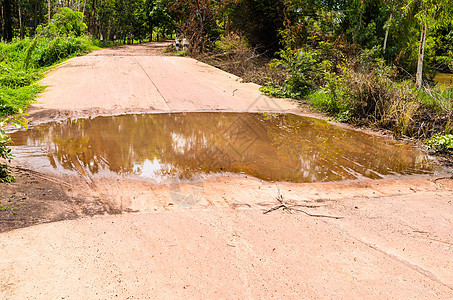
[82,0,86,22]
[148,14,153,41]
[3,0,12,42]
[0,4,4,41]
[90,0,97,37]
[416,22,427,89]
[48,0,51,23]
[19,4,24,39]
[33,1,38,34]
[383,13,392,54]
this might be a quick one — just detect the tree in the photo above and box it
[229,0,286,55]
[3,0,13,41]
[405,0,453,89]
[149,0,172,41]
[166,0,221,54]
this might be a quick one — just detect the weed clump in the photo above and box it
[426,134,453,155]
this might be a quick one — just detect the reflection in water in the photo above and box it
[10,113,434,183]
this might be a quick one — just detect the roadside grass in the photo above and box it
[0,36,99,118]
[0,85,45,117]
[163,44,187,56]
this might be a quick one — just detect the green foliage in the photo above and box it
[261,47,326,99]
[308,89,353,123]
[0,110,27,183]
[0,138,14,183]
[31,36,93,67]
[0,85,45,117]
[426,134,453,154]
[150,0,173,32]
[0,65,41,88]
[261,37,350,100]
[37,7,87,38]
[259,83,292,99]
[264,36,453,138]
[22,9,96,68]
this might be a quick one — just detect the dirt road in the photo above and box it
[1,43,453,299]
[27,42,298,122]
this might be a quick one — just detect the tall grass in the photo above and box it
[0,36,98,117]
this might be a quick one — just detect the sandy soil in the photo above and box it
[1,42,453,299]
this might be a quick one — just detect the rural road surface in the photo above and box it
[1,43,453,299]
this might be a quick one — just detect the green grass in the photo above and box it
[0,85,45,117]
[426,134,453,154]
[0,36,98,117]
[306,90,354,122]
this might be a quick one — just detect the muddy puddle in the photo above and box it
[9,113,434,183]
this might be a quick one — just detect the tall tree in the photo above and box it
[167,0,220,53]
[3,0,13,41]
[229,0,286,54]
[405,0,453,89]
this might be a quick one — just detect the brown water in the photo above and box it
[10,113,434,183]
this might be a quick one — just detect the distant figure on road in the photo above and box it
[183,38,188,51]
[175,37,180,51]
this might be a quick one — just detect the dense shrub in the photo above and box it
[36,7,87,38]
[0,138,13,183]
[426,134,453,154]
[260,37,353,99]
[32,36,92,67]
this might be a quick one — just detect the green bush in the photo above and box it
[37,7,87,38]
[0,138,14,183]
[0,85,45,117]
[261,47,319,99]
[32,36,92,67]
[0,66,40,88]
[260,36,351,100]
[426,134,453,154]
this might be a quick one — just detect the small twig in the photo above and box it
[434,175,453,182]
[263,204,286,214]
[289,207,344,219]
[264,185,344,219]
